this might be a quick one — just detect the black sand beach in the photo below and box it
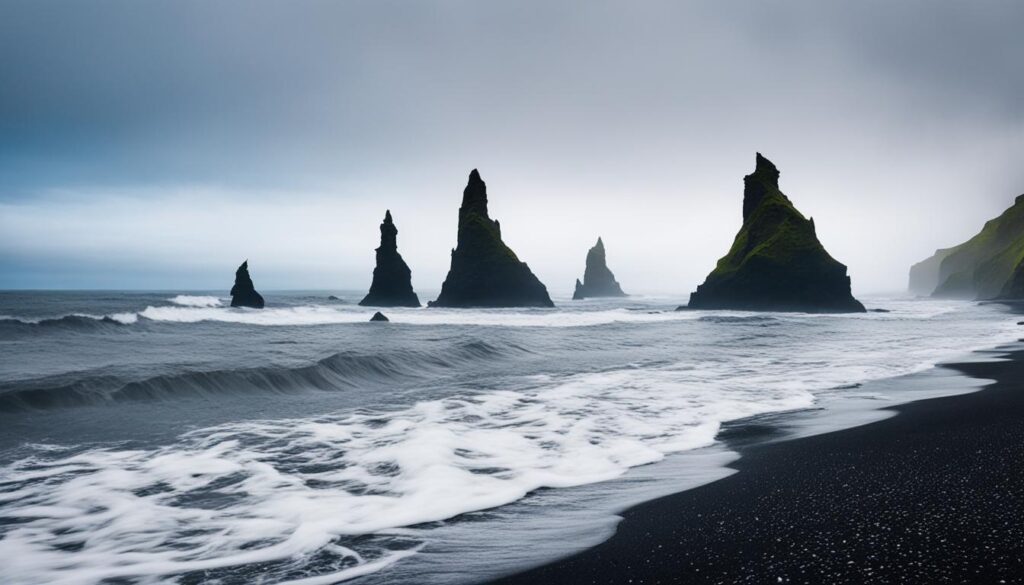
[490,345,1024,585]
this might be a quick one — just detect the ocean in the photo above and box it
[0,291,1018,585]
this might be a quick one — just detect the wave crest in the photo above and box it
[0,339,523,412]
[169,295,223,308]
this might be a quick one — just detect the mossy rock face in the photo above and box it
[917,194,1024,300]
[688,153,865,313]
[573,237,627,299]
[430,170,554,308]
[359,210,421,307]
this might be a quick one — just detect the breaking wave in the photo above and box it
[0,340,523,412]
[0,360,814,585]
[0,313,133,331]
[168,295,223,308]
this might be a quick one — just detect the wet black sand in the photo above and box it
[488,346,1024,584]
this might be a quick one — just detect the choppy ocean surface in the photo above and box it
[0,291,1018,585]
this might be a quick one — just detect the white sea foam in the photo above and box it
[0,298,1020,584]
[127,305,698,327]
[94,298,971,328]
[168,295,223,308]
[0,358,814,585]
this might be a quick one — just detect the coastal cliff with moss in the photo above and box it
[687,153,865,313]
[910,194,1024,299]
[429,170,554,308]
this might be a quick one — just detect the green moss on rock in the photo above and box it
[915,194,1024,300]
[687,153,865,313]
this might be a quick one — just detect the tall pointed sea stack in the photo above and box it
[429,169,554,308]
[359,210,421,307]
[230,260,265,309]
[573,237,627,299]
[687,153,865,313]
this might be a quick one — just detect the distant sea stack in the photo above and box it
[429,170,554,308]
[359,210,421,307]
[230,261,265,309]
[573,237,627,299]
[910,194,1024,299]
[687,153,865,313]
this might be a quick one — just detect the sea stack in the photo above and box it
[687,153,865,313]
[230,261,265,309]
[359,210,421,307]
[429,170,554,308]
[573,237,627,299]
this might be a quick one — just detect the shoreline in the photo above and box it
[487,342,1024,584]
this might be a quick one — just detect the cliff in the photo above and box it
[913,194,1024,299]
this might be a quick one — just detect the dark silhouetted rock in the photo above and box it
[572,237,627,299]
[911,194,1024,300]
[327,295,341,301]
[687,153,865,313]
[230,261,265,309]
[359,210,421,307]
[429,170,554,308]
[370,311,389,322]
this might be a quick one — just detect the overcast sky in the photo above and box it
[1,0,1022,296]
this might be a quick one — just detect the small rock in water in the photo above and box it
[229,260,265,309]
[870,308,891,313]
[327,295,341,301]
[370,312,389,322]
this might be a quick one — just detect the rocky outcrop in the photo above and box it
[572,237,627,299]
[370,311,389,322]
[359,210,421,307]
[911,194,1024,300]
[429,170,554,308]
[230,261,265,309]
[687,153,865,313]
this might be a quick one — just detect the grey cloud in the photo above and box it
[0,0,1021,292]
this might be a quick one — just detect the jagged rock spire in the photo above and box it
[743,152,783,222]
[573,237,626,299]
[379,209,397,251]
[230,260,265,308]
[430,169,554,308]
[687,153,865,313]
[359,210,421,307]
[460,169,490,221]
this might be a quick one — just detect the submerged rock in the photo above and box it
[910,194,1024,300]
[429,170,554,308]
[359,210,421,307]
[687,153,865,313]
[230,261,265,309]
[572,237,627,299]
[369,311,389,322]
